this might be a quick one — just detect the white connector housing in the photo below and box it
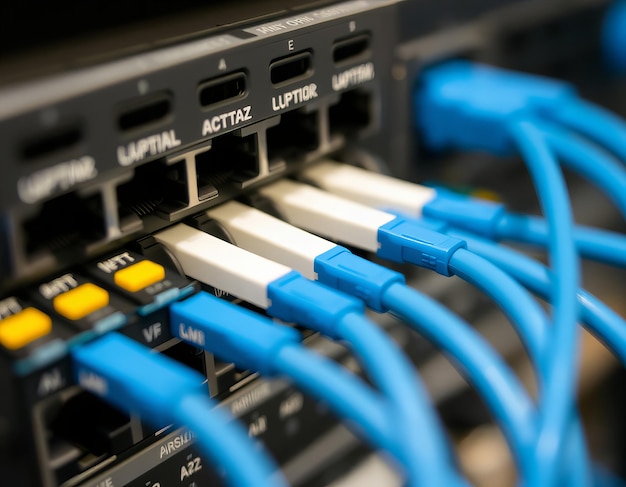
[300,159,437,216]
[206,201,336,280]
[154,223,291,309]
[257,179,395,253]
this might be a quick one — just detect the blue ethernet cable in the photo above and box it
[255,180,548,373]
[414,61,626,209]
[298,161,623,484]
[301,161,626,268]
[153,223,459,487]
[405,212,626,369]
[72,332,286,487]
[446,229,626,366]
[171,291,405,466]
[492,213,626,266]
[532,120,626,218]
[298,160,624,482]
[205,201,548,485]
[297,161,623,366]
[329,89,587,486]
[508,120,581,487]
[255,179,589,487]
[547,98,626,167]
[414,61,625,264]
[414,59,626,168]
[420,190,626,267]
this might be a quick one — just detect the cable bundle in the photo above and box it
[289,59,626,486]
[68,56,626,487]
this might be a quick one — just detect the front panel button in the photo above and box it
[53,283,110,320]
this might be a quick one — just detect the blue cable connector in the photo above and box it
[421,190,626,267]
[416,60,626,218]
[170,292,402,461]
[255,178,590,487]
[154,222,458,487]
[415,60,576,155]
[205,200,551,485]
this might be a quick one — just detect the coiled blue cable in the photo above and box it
[494,214,626,267]
[381,282,541,485]
[176,394,288,487]
[333,311,462,487]
[267,273,457,487]
[534,120,626,217]
[273,344,400,464]
[447,229,626,365]
[509,120,581,487]
[548,98,626,166]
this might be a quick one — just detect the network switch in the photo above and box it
[1,0,624,486]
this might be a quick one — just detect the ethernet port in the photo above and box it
[329,89,373,138]
[45,391,133,484]
[116,158,188,228]
[162,341,207,377]
[267,108,319,165]
[214,359,254,398]
[22,192,105,259]
[196,131,259,190]
[50,392,133,457]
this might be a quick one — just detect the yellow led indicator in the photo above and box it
[114,260,165,293]
[0,307,53,350]
[53,283,109,320]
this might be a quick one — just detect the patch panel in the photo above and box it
[1,0,625,486]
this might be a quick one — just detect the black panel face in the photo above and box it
[0,0,340,86]
[0,0,397,291]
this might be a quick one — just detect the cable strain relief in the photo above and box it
[314,246,405,313]
[267,271,364,339]
[422,190,507,240]
[170,291,300,376]
[377,216,466,276]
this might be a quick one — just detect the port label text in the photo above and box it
[117,130,181,166]
[272,83,318,111]
[332,62,375,91]
[202,105,252,136]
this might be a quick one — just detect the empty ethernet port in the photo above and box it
[162,341,207,376]
[267,108,319,164]
[214,359,255,398]
[46,391,133,484]
[22,191,105,259]
[195,131,259,190]
[329,89,373,138]
[116,158,189,229]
